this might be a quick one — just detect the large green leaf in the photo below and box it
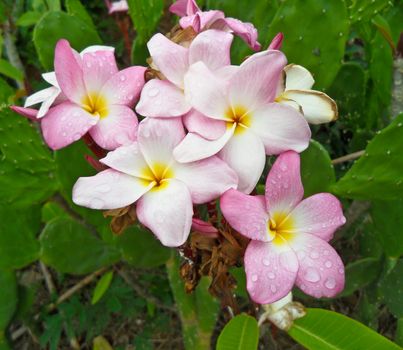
[289,308,401,349]
[267,0,349,90]
[301,140,335,197]
[348,0,392,23]
[33,11,101,70]
[39,217,120,275]
[371,200,403,258]
[216,314,259,350]
[0,270,17,329]
[378,259,403,318]
[0,107,58,206]
[0,205,41,269]
[0,59,23,81]
[332,114,403,200]
[65,0,95,29]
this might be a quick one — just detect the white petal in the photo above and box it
[284,64,314,90]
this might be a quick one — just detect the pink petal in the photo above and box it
[147,33,189,87]
[73,169,152,210]
[244,240,298,304]
[136,79,191,118]
[137,179,193,247]
[228,50,286,109]
[288,233,345,298]
[174,123,235,163]
[107,0,129,14]
[214,17,261,51]
[138,117,185,167]
[41,102,98,150]
[219,129,265,194]
[184,62,229,120]
[249,103,311,155]
[54,39,87,105]
[191,218,218,235]
[183,109,226,140]
[100,143,149,178]
[174,155,238,204]
[265,151,304,217]
[82,50,118,93]
[268,32,284,50]
[195,10,225,29]
[289,193,346,241]
[10,106,38,121]
[100,66,146,107]
[88,105,138,150]
[179,14,201,32]
[169,0,200,17]
[189,29,233,71]
[221,190,270,241]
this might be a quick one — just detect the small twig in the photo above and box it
[331,150,365,165]
[39,262,56,295]
[11,326,28,341]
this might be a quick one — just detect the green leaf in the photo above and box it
[267,0,349,90]
[348,0,392,23]
[289,308,401,350]
[45,0,61,11]
[378,259,403,318]
[33,11,101,70]
[332,114,403,200]
[396,318,403,347]
[301,140,335,197]
[371,200,403,258]
[0,78,14,103]
[16,11,43,27]
[127,0,164,42]
[216,314,259,350]
[91,271,114,305]
[0,59,23,81]
[116,226,170,268]
[0,205,41,269]
[40,217,120,275]
[340,257,381,297]
[0,270,17,330]
[0,107,58,206]
[41,201,69,223]
[66,0,96,29]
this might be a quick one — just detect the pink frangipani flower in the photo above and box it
[39,39,146,150]
[105,0,129,14]
[220,151,346,304]
[169,0,261,50]
[174,49,311,193]
[73,118,238,247]
[136,29,233,121]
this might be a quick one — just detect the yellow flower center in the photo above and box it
[268,211,295,246]
[140,162,174,191]
[225,105,251,134]
[82,93,108,118]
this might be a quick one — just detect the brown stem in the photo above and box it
[331,150,365,165]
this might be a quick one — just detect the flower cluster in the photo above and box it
[12,0,345,303]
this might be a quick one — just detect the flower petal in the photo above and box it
[282,90,338,124]
[136,79,191,118]
[249,103,311,155]
[189,29,233,71]
[174,156,238,204]
[169,0,199,16]
[88,104,138,150]
[268,33,284,50]
[10,106,38,121]
[37,87,62,118]
[289,193,346,241]
[288,233,345,298]
[24,87,57,108]
[42,72,59,87]
[183,109,226,140]
[138,117,185,167]
[41,102,98,150]
[82,50,118,93]
[137,179,193,247]
[73,169,152,210]
[54,39,87,105]
[284,64,314,90]
[265,151,304,217]
[184,61,229,121]
[244,240,298,304]
[219,128,265,194]
[220,190,270,241]
[228,50,286,110]
[79,45,115,55]
[174,123,235,163]
[147,33,189,87]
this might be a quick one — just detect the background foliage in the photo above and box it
[0,0,402,349]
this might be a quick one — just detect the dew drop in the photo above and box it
[148,88,160,97]
[262,258,270,266]
[268,272,275,279]
[325,277,336,289]
[338,268,344,274]
[323,250,329,256]
[304,267,320,283]
[310,251,320,259]
[120,75,126,81]
[297,251,306,260]
[251,274,258,282]
[325,260,332,268]
[280,252,298,272]
[270,285,277,293]
[90,198,104,209]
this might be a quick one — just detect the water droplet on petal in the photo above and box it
[251,274,258,282]
[304,267,320,283]
[120,75,126,81]
[148,88,160,97]
[325,260,332,268]
[90,198,104,209]
[262,258,270,266]
[280,252,298,272]
[325,277,336,289]
[310,251,320,259]
[270,285,277,293]
[268,272,275,279]
[338,268,344,274]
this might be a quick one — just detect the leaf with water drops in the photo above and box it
[332,114,403,200]
[378,259,403,318]
[348,0,392,23]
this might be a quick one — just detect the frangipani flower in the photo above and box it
[136,29,233,119]
[220,151,346,304]
[169,0,261,50]
[73,118,238,247]
[276,64,338,124]
[40,39,146,150]
[105,0,129,14]
[174,50,311,193]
